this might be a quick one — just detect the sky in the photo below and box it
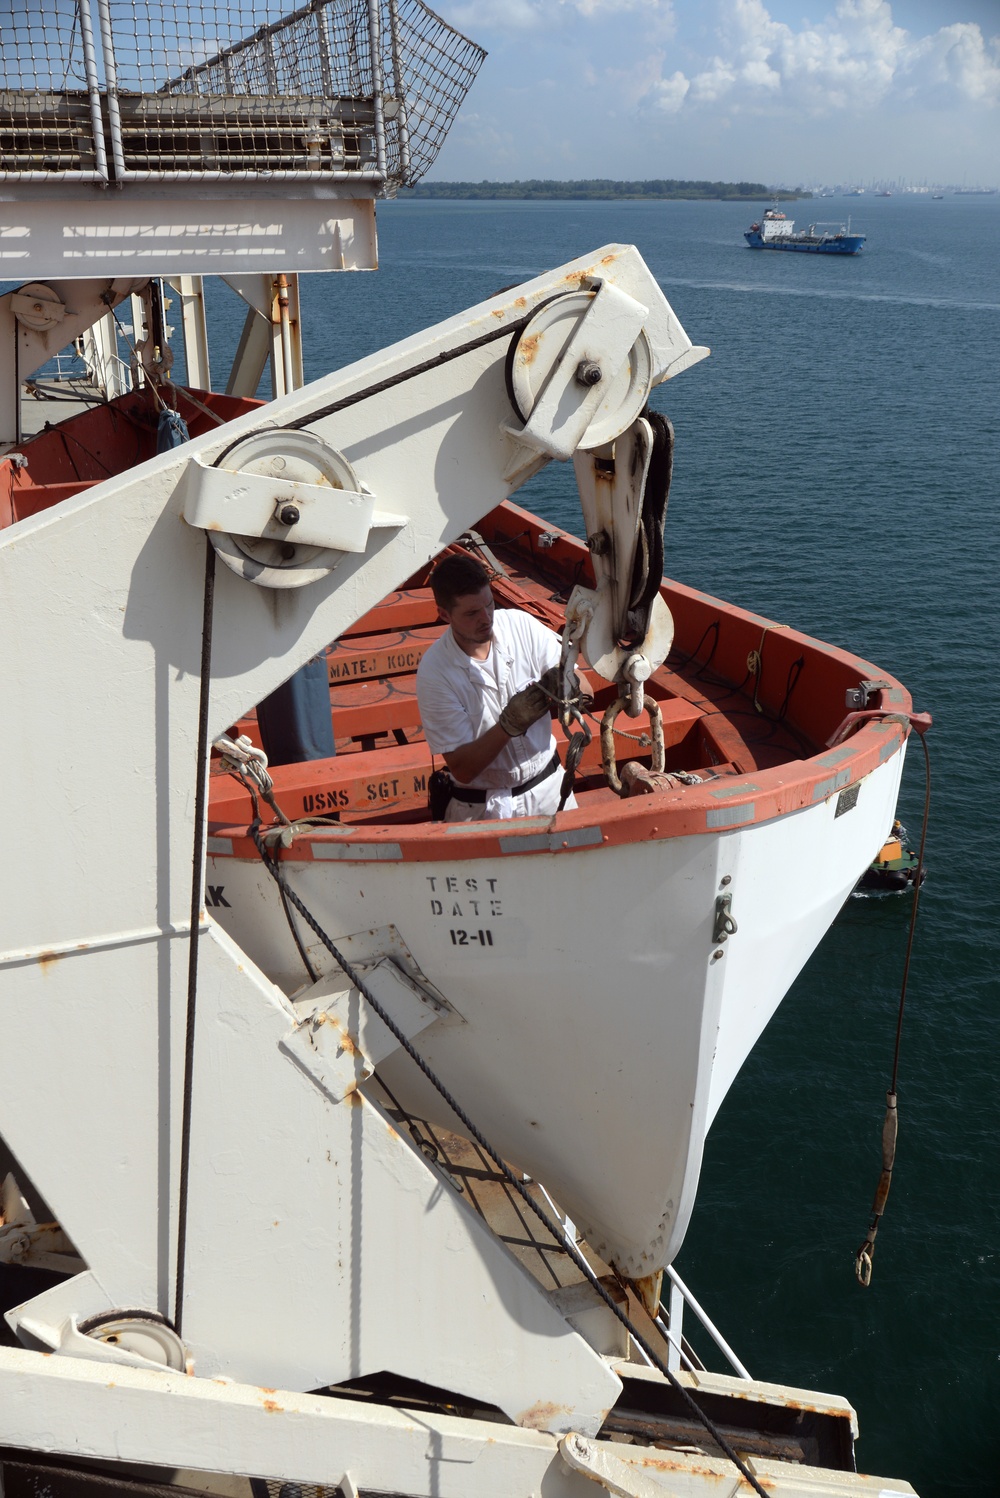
[426,0,1000,186]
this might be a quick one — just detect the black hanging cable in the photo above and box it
[174,535,217,1333]
[248,823,770,1498]
[213,317,532,468]
[855,729,932,1287]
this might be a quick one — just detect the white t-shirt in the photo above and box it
[417,607,561,791]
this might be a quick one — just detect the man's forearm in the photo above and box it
[443,722,512,784]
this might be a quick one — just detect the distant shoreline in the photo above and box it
[397,179,809,202]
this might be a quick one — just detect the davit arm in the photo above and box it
[0,246,706,1435]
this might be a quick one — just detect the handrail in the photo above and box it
[534,1180,751,1382]
[664,1264,752,1380]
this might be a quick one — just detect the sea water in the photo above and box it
[259,194,995,1498]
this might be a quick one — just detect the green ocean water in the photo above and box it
[260,194,995,1497]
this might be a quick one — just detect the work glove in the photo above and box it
[498,680,551,737]
[538,665,594,714]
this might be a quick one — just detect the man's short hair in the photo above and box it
[430,554,491,612]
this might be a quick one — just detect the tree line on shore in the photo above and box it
[398,179,806,201]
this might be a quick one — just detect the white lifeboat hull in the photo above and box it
[207,744,904,1277]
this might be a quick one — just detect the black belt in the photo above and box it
[451,752,561,805]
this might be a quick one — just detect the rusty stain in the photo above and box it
[515,1400,572,1430]
[346,1090,363,1107]
[636,1454,733,1480]
[262,1399,283,1413]
[774,1396,827,1416]
[36,950,62,973]
[519,333,542,366]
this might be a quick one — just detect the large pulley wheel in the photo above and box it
[77,1309,186,1370]
[209,430,364,590]
[505,290,653,451]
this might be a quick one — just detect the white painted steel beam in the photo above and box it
[0,197,377,279]
[3,920,620,1427]
[225,302,272,399]
[169,276,211,391]
[0,1347,916,1498]
[0,246,693,1421]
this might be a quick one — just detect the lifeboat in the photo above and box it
[204,505,918,1278]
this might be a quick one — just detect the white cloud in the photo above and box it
[906,21,1000,105]
[648,67,691,111]
[636,0,1000,118]
[441,0,674,35]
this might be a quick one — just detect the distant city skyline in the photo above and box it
[426,0,1000,188]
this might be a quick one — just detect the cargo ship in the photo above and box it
[745,207,866,254]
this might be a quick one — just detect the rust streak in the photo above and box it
[516,1400,572,1430]
[36,951,62,974]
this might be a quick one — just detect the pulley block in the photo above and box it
[76,1309,187,1370]
[182,429,406,590]
[504,281,653,465]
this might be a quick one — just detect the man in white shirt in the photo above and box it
[416,554,577,820]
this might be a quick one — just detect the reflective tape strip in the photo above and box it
[818,745,856,767]
[812,769,852,801]
[499,826,603,854]
[706,803,755,829]
[310,842,403,861]
[207,836,233,856]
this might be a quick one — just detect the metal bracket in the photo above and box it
[183,453,405,553]
[559,1433,673,1497]
[280,957,443,1104]
[713,893,738,944]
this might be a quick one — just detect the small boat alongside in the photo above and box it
[745,207,866,255]
[856,820,926,893]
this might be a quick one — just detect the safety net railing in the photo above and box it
[0,0,485,187]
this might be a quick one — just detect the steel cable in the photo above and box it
[174,535,217,1333]
[855,729,932,1287]
[248,821,771,1498]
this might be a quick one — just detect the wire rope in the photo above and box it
[247,820,771,1498]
